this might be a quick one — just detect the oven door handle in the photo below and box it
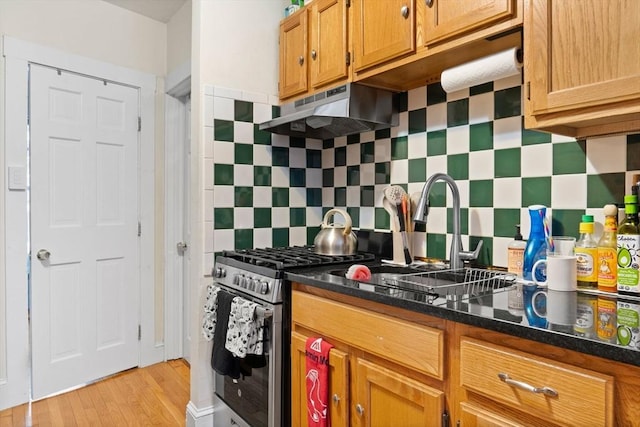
[256,306,272,319]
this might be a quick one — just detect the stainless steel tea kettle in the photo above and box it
[314,209,358,255]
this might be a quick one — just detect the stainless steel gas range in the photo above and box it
[211,246,375,427]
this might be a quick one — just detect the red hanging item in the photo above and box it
[305,337,334,427]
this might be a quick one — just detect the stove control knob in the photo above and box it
[251,279,260,292]
[214,267,226,278]
[240,276,249,288]
[233,274,241,285]
[260,281,270,295]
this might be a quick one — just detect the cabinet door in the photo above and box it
[352,0,416,72]
[279,11,308,99]
[424,0,516,45]
[291,332,350,427]
[352,358,443,427]
[310,0,349,89]
[459,402,526,427]
[526,0,640,115]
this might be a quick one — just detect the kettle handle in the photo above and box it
[322,208,353,235]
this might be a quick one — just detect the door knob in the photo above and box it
[37,249,50,261]
[177,242,188,254]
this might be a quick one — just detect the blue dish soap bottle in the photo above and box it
[522,204,549,328]
[522,204,548,282]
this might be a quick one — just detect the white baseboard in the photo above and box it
[186,401,213,427]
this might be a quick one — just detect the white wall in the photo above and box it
[0,0,166,76]
[0,0,168,410]
[188,0,286,420]
[167,0,192,78]
[199,0,284,96]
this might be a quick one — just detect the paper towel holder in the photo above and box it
[440,47,524,93]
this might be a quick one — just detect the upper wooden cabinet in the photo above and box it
[278,0,523,99]
[309,0,349,88]
[423,0,518,46]
[352,0,523,91]
[279,10,308,99]
[351,0,416,73]
[279,0,349,100]
[524,0,640,138]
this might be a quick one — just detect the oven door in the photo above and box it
[213,286,282,427]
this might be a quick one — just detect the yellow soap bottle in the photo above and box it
[597,204,618,292]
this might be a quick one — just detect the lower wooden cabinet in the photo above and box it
[291,285,638,426]
[458,337,613,426]
[291,332,349,427]
[459,402,525,427]
[291,289,445,426]
[354,358,444,427]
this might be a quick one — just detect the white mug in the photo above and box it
[532,289,577,326]
[533,255,577,291]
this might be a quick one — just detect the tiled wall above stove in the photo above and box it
[204,85,324,273]
[203,76,640,273]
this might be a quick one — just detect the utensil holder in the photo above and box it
[393,231,413,265]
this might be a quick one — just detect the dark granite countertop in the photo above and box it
[286,263,640,367]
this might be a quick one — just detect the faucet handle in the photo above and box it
[459,240,483,261]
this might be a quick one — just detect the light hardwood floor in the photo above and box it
[0,359,190,426]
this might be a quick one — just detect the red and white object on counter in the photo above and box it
[345,264,371,281]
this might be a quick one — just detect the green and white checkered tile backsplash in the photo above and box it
[204,78,640,274]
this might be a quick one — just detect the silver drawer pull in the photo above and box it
[332,394,340,404]
[498,373,558,397]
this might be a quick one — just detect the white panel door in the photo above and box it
[29,64,140,399]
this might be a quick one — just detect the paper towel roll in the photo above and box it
[440,47,522,93]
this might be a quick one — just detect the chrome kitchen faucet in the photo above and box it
[414,173,482,270]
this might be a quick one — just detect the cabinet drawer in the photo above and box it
[459,337,614,426]
[292,290,444,379]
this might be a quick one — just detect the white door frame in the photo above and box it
[164,64,191,362]
[164,92,189,361]
[1,35,161,409]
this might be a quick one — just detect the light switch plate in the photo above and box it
[8,166,27,191]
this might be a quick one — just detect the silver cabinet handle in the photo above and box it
[355,403,365,416]
[37,249,50,261]
[311,49,317,60]
[401,5,410,18]
[426,0,434,8]
[498,373,558,397]
[298,55,304,66]
[332,394,340,404]
[177,242,188,253]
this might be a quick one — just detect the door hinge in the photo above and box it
[138,221,141,236]
[346,52,351,66]
[346,0,350,7]
[138,324,142,341]
[526,81,531,100]
[441,411,450,427]
[138,116,142,132]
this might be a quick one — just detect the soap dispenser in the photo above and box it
[507,225,526,277]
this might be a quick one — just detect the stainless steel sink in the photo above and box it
[332,265,516,305]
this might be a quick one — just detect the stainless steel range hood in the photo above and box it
[259,83,398,140]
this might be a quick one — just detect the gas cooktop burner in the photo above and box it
[221,246,376,271]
